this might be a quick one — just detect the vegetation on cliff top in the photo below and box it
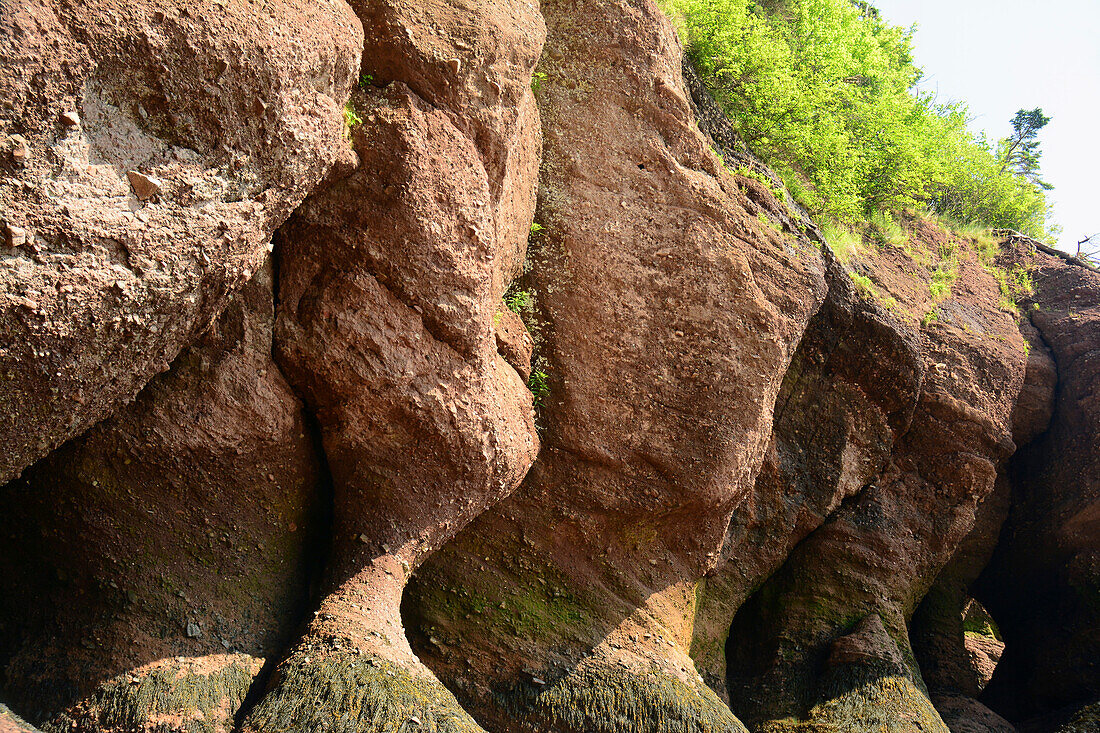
[662,0,1055,240]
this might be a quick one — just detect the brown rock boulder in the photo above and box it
[0,265,323,731]
[0,0,362,483]
[241,2,544,731]
[405,1,826,731]
[977,251,1100,722]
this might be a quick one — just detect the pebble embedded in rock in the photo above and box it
[185,622,202,638]
[4,225,26,248]
[60,110,80,127]
[127,171,164,201]
[9,135,27,162]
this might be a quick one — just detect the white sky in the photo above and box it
[873,0,1100,252]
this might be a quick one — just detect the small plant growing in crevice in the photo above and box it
[531,71,548,91]
[528,369,550,409]
[757,211,781,233]
[989,263,1034,311]
[342,102,363,143]
[929,240,959,301]
[504,288,533,314]
[530,222,545,236]
[736,164,786,203]
[358,72,375,89]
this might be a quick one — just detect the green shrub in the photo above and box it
[504,288,533,314]
[663,0,1056,239]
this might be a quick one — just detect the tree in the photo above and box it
[999,107,1053,190]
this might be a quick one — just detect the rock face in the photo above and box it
[719,222,1028,731]
[240,2,545,731]
[0,0,362,484]
[976,252,1100,723]
[691,253,925,700]
[932,692,1017,733]
[910,320,1054,708]
[0,2,1098,733]
[405,1,826,731]
[0,264,322,731]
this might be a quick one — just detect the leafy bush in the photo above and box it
[662,0,1055,239]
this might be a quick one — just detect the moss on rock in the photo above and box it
[244,652,482,733]
[1056,701,1100,733]
[494,664,748,733]
[46,656,259,733]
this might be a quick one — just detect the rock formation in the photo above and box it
[0,2,1096,733]
[976,249,1100,726]
[240,1,545,731]
[0,704,37,733]
[405,1,825,731]
[0,0,362,483]
[716,221,1029,731]
[0,264,322,732]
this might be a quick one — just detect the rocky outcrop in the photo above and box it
[240,2,545,731]
[0,0,362,484]
[691,253,925,700]
[910,319,1054,707]
[0,2,1097,733]
[932,692,1016,733]
[0,264,322,731]
[405,1,826,731]
[720,223,1028,730]
[976,251,1100,723]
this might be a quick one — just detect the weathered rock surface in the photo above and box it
[0,704,37,733]
[722,223,1028,730]
[966,632,1006,692]
[0,2,1097,733]
[406,1,826,731]
[0,265,322,731]
[0,0,362,484]
[977,251,1100,723]
[933,692,1017,733]
[691,252,924,700]
[911,318,1054,706]
[240,2,545,731]
[1051,702,1100,733]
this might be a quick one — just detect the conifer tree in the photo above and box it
[999,108,1052,190]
